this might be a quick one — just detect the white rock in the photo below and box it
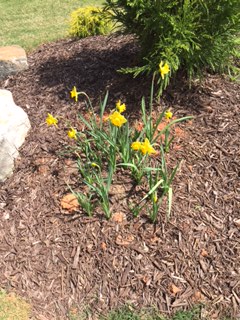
[0,89,31,182]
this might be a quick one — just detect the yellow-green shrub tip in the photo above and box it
[69,6,113,39]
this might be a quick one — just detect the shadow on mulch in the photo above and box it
[21,35,153,111]
[0,34,240,320]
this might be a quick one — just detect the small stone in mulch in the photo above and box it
[0,45,28,80]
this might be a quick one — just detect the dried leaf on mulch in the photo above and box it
[111,212,126,223]
[170,284,181,295]
[60,193,79,212]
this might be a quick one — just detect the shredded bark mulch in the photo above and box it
[0,35,239,320]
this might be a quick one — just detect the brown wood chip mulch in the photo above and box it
[0,35,239,320]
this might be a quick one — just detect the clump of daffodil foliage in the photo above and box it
[46,75,192,221]
[69,6,113,39]
[103,0,240,94]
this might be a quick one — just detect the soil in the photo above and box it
[0,34,239,320]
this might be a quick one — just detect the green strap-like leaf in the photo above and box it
[140,179,164,203]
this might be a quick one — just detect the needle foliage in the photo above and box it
[104,0,240,84]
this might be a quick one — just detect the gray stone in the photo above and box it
[0,89,31,182]
[0,45,28,81]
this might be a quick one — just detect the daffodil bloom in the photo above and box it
[70,86,78,102]
[109,111,127,127]
[116,100,126,113]
[131,141,142,151]
[140,138,157,155]
[46,113,58,126]
[67,127,77,140]
[131,138,157,155]
[165,110,173,120]
[159,61,170,80]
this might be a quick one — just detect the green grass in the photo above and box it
[0,0,103,52]
[0,290,31,320]
[69,305,235,320]
[69,305,202,320]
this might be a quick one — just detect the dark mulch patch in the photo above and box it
[0,35,240,320]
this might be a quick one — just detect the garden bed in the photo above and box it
[0,35,239,319]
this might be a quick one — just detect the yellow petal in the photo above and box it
[159,61,170,80]
[70,86,78,102]
[140,138,156,155]
[131,141,142,151]
[116,100,126,113]
[46,113,58,126]
[67,128,77,139]
[165,110,173,120]
[109,111,127,127]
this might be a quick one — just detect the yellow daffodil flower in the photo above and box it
[70,86,78,102]
[109,111,127,127]
[131,138,157,155]
[159,61,170,80]
[165,110,173,120]
[140,138,157,155]
[46,113,58,126]
[67,127,77,140]
[131,141,142,151]
[116,100,126,113]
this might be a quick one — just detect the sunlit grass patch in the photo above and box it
[0,289,31,320]
[0,0,103,52]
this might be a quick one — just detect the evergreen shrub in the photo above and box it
[69,6,113,39]
[104,0,240,91]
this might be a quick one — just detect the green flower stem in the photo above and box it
[109,125,118,172]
